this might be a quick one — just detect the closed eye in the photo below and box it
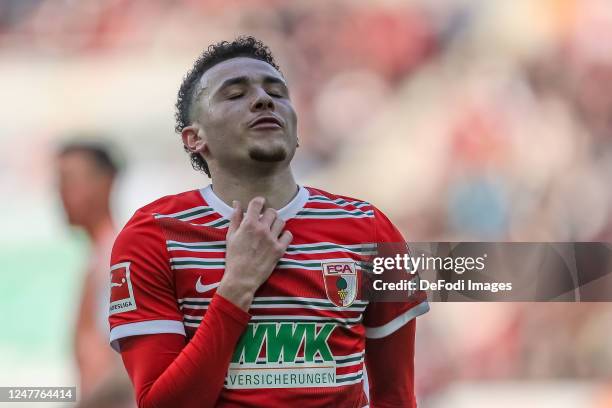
[227,93,243,100]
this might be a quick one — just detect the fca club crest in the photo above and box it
[322,261,358,307]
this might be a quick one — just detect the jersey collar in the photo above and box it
[199,184,309,221]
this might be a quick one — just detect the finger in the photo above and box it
[227,200,243,236]
[270,217,285,237]
[278,230,293,250]
[245,197,265,221]
[260,207,277,228]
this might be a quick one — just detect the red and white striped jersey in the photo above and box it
[109,185,429,407]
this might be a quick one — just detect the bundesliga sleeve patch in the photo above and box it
[109,262,137,315]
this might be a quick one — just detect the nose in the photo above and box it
[250,88,275,112]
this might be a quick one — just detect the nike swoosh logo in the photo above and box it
[195,276,220,293]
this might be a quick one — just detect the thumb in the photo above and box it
[227,200,243,237]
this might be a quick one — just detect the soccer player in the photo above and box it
[109,36,429,408]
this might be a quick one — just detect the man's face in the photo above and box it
[191,57,298,173]
[57,152,111,226]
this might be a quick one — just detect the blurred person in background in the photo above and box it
[56,140,134,408]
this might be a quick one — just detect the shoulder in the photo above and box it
[304,186,403,241]
[120,188,209,231]
[304,186,375,212]
[131,189,206,221]
[114,189,205,249]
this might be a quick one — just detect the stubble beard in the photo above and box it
[248,145,288,163]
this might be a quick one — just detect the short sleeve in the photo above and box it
[108,210,185,351]
[363,207,429,339]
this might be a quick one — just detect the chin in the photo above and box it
[249,149,287,163]
[248,143,291,163]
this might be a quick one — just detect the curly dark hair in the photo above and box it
[175,36,281,177]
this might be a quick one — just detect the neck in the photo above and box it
[210,167,298,210]
[84,213,114,244]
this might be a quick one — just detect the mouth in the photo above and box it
[248,115,284,130]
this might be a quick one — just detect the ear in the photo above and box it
[181,124,207,155]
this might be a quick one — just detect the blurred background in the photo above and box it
[1,0,612,406]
